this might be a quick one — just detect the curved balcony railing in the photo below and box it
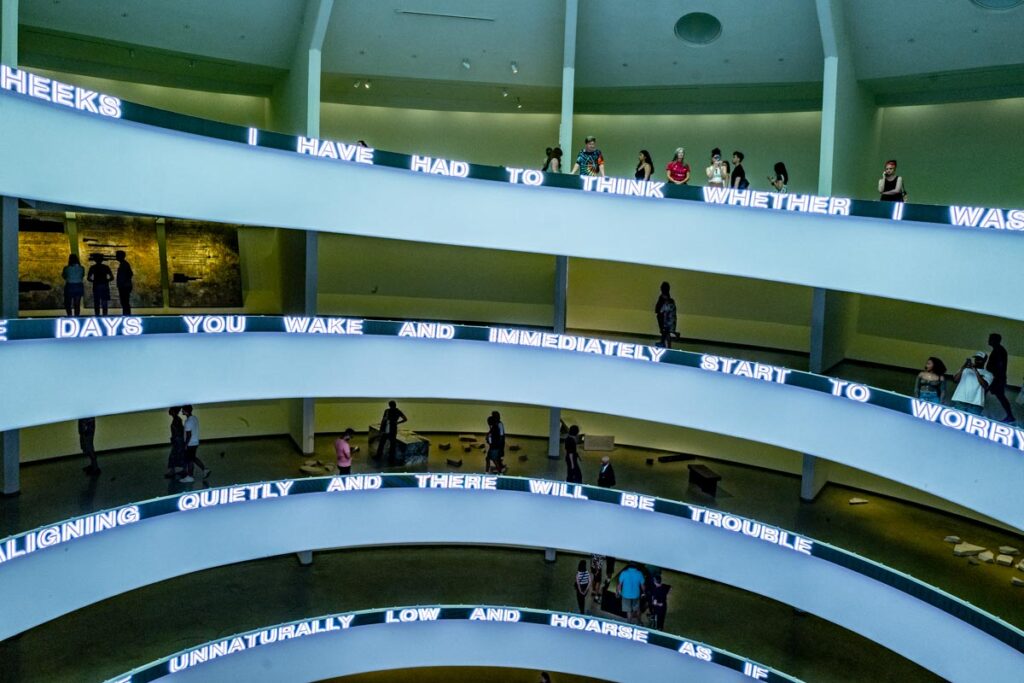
[1,315,1022,528]
[103,605,800,683]
[1,475,1022,682]
[2,66,1023,321]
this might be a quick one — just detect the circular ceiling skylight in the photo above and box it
[970,0,1023,9]
[674,12,722,45]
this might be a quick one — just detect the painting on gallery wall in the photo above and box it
[76,213,163,311]
[18,212,69,311]
[165,220,243,308]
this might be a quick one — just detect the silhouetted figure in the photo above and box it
[375,400,407,465]
[165,407,186,479]
[61,254,85,317]
[486,413,507,473]
[565,425,582,484]
[115,250,134,315]
[655,281,678,349]
[87,254,114,316]
[78,417,99,475]
[987,333,1016,423]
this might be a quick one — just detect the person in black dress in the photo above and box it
[565,425,582,483]
[878,159,905,202]
[635,150,654,181]
[114,250,134,315]
[655,281,678,349]
[165,407,186,479]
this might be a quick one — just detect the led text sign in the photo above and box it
[0,314,1019,456]
[2,65,1020,235]
[107,605,799,683]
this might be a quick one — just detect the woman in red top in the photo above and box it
[665,147,690,185]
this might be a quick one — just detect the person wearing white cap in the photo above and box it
[951,352,993,415]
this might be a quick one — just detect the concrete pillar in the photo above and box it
[548,255,569,458]
[548,0,577,460]
[284,230,318,454]
[268,0,334,137]
[1,195,19,494]
[296,550,313,566]
[1,0,17,67]
[557,0,578,154]
[805,0,877,502]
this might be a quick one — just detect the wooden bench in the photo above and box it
[688,464,722,497]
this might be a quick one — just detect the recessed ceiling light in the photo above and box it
[461,59,471,70]
[674,12,722,45]
[364,80,371,89]
[188,60,195,68]
[354,80,362,88]
[502,89,508,97]
[970,0,1023,9]
[510,61,518,74]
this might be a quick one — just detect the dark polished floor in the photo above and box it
[1,433,1021,682]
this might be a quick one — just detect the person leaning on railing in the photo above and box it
[914,356,947,404]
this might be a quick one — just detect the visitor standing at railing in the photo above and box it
[986,333,1017,424]
[542,146,562,173]
[915,357,947,404]
[374,400,407,466]
[565,425,582,483]
[335,428,354,475]
[769,162,788,193]
[114,250,133,315]
[597,455,616,488]
[731,151,749,190]
[180,405,210,483]
[61,253,85,317]
[635,150,654,181]
[574,559,592,613]
[87,254,113,317]
[951,353,992,415]
[165,406,186,479]
[878,160,906,202]
[570,136,605,177]
[665,147,690,185]
[78,416,98,475]
[706,148,728,188]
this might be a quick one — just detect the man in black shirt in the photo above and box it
[87,254,114,316]
[375,400,407,465]
[115,250,134,315]
[987,333,1016,423]
[731,151,748,189]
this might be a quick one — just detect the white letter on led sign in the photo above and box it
[1,67,122,118]
[398,322,455,339]
[56,317,143,339]
[184,315,246,334]
[386,607,441,623]
[620,492,655,511]
[743,663,770,680]
[470,607,521,622]
[828,378,871,402]
[326,474,382,492]
[529,479,588,500]
[689,507,812,555]
[678,641,713,661]
[0,320,6,342]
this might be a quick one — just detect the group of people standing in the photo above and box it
[543,137,788,193]
[60,251,134,316]
[915,333,1019,422]
[574,558,671,629]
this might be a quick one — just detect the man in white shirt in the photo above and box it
[180,405,210,482]
[951,352,993,415]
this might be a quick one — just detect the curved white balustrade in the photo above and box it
[1,479,1021,682]
[2,91,1023,321]
[1,332,1022,529]
[105,606,794,683]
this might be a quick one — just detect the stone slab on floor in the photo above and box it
[997,554,1014,566]
[953,542,986,557]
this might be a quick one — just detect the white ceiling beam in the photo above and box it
[558,0,578,156]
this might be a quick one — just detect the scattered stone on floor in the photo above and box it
[463,445,473,453]
[968,556,981,565]
[999,546,1020,555]
[1017,560,1024,573]
[1013,577,1024,587]
[509,444,521,451]
[943,536,961,543]
[848,498,869,505]
[459,434,477,442]
[952,542,986,557]
[978,551,995,563]
[445,458,462,468]
[997,554,1014,567]
[518,455,529,462]
[439,443,451,451]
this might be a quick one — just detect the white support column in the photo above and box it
[547,255,569,458]
[807,0,880,501]
[1,195,19,495]
[274,0,332,455]
[557,0,578,155]
[549,0,577,460]
[1,0,17,67]
[269,0,334,137]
